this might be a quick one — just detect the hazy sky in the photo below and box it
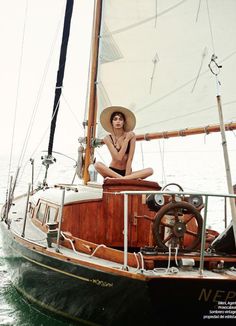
[0,0,94,159]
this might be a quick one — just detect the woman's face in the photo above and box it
[112,114,125,129]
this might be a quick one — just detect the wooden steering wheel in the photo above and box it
[153,201,203,251]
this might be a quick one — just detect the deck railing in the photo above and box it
[120,190,236,273]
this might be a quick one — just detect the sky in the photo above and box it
[0,0,94,159]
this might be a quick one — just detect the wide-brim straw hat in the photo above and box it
[100,106,136,133]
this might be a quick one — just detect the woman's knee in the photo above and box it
[147,167,154,176]
[94,161,103,172]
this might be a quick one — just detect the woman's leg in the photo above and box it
[94,161,123,178]
[123,167,153,180]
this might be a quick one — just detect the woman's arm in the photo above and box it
[104,133,134,161]
[125,135,136,175]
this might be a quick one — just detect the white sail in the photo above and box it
[96,0,236,138]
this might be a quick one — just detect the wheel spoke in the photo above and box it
[153,200,203,252]
[184,214,195,225]
[173,208,180,222]
[163,233,174,244]
[185,229,198,238]
[160,216,173,229]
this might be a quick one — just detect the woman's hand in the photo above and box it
[125,131,135,141]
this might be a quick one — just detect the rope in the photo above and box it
[133,252,140,271]
[174,246,179,266]
[166,245,171,272]
[61,231,107,258]
[138,251,145,271]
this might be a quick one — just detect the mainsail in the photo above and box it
[95,0,236,139]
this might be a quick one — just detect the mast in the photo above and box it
[83,0,103,184]
[42,0,74,183]
[209,54,236,246]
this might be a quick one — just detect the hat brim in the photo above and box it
[100,106,136,133]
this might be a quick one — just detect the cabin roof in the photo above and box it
[31,185,103,206]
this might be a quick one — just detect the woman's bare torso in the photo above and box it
[109,134,129,170]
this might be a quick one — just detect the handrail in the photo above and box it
[120,190,236,198]
[120,190,236,273]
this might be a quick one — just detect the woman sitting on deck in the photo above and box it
[94,106,153,179]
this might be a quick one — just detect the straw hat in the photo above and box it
[100,106,136,133]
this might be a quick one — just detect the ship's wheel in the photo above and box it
[153,201,203,251]
[162,182,184,192]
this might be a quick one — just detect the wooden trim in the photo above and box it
[64,198,102,207]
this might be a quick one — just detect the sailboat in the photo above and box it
[1,0,236,325]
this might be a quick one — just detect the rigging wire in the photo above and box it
[7,0,28,196]
[28,88,86,163]
[61,93,84,129]
[191,47,207,93]
[17,4,66,170]
[206,0,215,54]
[11,4,66,191]
[154,0,158,28]
[18,98,61,184]
[83,27,93,131]
[195,0,202,22]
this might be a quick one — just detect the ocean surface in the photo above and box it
[0,133,236,325]
[0,158,74,325]
[0,154,80,326]
[0,237,72,326]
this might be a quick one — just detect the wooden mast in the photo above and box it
[83,0,102,184]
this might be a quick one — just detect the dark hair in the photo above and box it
[110,111,125,124]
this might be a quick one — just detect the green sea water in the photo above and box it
[0,233,73,326]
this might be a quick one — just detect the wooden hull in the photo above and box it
[1,221,236,326]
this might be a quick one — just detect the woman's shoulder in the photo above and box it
[104,133,112,139]
[103,134,112,143]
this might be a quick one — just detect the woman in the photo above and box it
[94,106,153,179]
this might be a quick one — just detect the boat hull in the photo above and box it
[1,222,236,325]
